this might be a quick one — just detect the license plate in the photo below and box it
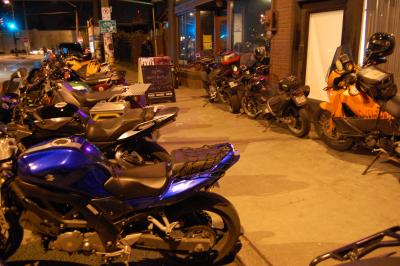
[294,95,306,105]
[229,82,238,88]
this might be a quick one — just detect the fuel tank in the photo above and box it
[18,137,112,196]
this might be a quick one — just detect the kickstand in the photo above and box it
[362,149,386,175]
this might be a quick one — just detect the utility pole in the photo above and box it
[22,0,30,54]
[4,0,18,57]
[65,1,79,42]
[92,0,102,59]
[100,0,114,64]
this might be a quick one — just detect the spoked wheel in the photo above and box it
[286,108,311,138]
[0,211,23,260]
[316,109,354,151]
[241,95,258,118]
[164,192,241,265]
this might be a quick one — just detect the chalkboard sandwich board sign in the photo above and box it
[138,56,176,105]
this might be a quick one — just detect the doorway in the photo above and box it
[305,10,344,101]
[215,16,228,53]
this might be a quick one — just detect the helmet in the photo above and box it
[221,51,240,66]
[365,32,395,60]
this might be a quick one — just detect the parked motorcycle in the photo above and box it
[1,70,178,167]
[315,33,399,172]
[241,73,311,137]
[199,52,243,113]
[0,125,241,264]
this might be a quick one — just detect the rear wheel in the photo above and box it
[286,107,311,138]
[164,192,241,265]
[316,109,354,151]
[227,94,241,114]
[241,95,258,118]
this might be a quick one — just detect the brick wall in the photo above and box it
[270,0,296,79]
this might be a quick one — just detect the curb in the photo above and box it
[236,235,274,266]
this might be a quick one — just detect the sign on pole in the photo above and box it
[99,20,117,33]
[101,7,112,20]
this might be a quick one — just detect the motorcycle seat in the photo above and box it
[86,108,155,142]
[381,95,400,119]
[171,143,232,178]
[104,163,169,200]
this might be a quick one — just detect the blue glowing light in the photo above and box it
[7,21,17,31]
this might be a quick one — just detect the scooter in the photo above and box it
[314,33,398,173]
[0,125,241,265]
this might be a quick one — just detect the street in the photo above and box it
[2,57,400,266]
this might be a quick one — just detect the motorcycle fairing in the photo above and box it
[322,86,393,119]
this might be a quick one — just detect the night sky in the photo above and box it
[0,0,165,31]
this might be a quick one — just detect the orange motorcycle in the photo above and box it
[315,33,398,172]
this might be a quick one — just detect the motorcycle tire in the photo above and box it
[164,192,241,265]
[227,94,241,114]
[315,109,354,151]
[241,95,258,118]
[0,212,24,260]
[287,108,311,138]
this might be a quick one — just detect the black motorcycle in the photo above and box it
[241,74,311,138]
[2,70,178,167]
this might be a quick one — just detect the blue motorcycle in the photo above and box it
[0,125,241,265]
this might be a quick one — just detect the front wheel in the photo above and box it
[227,94,241,114]
[315,109,354,151]
[286,107,311,138]
[164,192,241,265]
[0,211,23,259]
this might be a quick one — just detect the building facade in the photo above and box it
[172,0,271,65]
[270,0,399,101]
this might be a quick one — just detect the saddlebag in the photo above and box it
[357,66,397,101]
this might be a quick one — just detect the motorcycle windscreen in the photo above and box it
[326,45,354,82]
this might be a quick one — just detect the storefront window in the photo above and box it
[178,12,196,65]
[200,11,214,52]
[233,0,271,52]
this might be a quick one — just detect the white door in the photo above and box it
[305,10,344,101]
